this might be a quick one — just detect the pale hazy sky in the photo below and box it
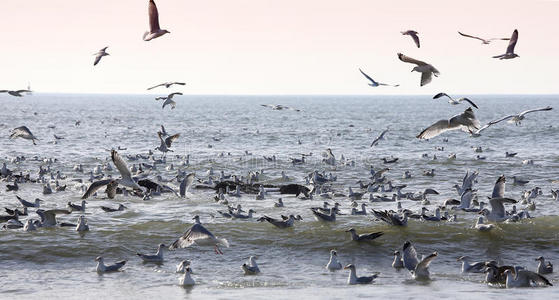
[1,0,558,95]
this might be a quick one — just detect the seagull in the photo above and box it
[10,126,39,145]
[258,214,297,228]
[17,196,42,208]
[93,47,109,66]
[143,0,170,41]
[100,204,126,212]
[359,69,399,87]
[370,128,389,147]
[179,173,195,197]
[147,82,185,90]
[481,176,517,222]
[457,256,486,273]
[402,241,437,280]
[346,228,384,242]
[493,29,519,59]
[458,31,510,44]
[417,107,480,139]
[535,257,553,274]
[260,104,300,112]
[483,106,553,127]
[397,53,439,86]
[67,200,87,212]
[326,250,343,271]
[0,89,32,97]
[433,93,478,109]
[95,256,126,273]
[401,30,420,48]
[76,215,90,232]
[241,256,260,275]
[23,219,37,231]
[159,92,182,110]
[474,216,495,232]
[137,243,166,263]
[504,269,552,288]
[179,267,195,286]
[392,251,404,269]
[82,150,144,199]
[343,264,378,285]
[35,209,71,227]
[156,131,180,154]
[169,215,229,254]
[311,207,337,222]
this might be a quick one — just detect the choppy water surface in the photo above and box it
[1,94,559,299]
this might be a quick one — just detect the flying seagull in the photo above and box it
[458,31,510,45]
[156,131,179,154]
[169,215,229,254]
[147,82,185,90]
[417,107,480,139]
[143,0,170,41]
[180,173,195,197]
[401,30,420,48]
[10,126,39,145]
[470,106,553,136]
[370,128,389,147]
[433,93,478,109]
[157,92,182,110]
[397,53,440,86]
[493,29,519,59]
[359,69,399,87]
[0,89,32,97]
[93,47,109,66]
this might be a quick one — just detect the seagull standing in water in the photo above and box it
[397,53,439,86]
[359,69,399,87]
[433,93,479,109]
[10,126,39,145]
[169,215,229,254]
[458,31,510,44]
[143,0,170,41]
[401,30,420,48]
[417,107,480,139]
[493,29,519,59]
[93,47,109,66]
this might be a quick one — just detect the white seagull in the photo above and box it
[10,126,39,145]
[402,241,438,280]
[158,92,182,110]
[397,53,439,86]
[359,68,399,87]
[433,93,479,109]
[401,30,420,48]
[93,47,109,66]
[169,215,229,254]
[147,82,185,90]
[417,107,480,139]
[484,106,552,127]
[95,256,126,273]
[493,29,519,59]
[143,0,170,41]
[458,31,510,44]
[326,250,343,271]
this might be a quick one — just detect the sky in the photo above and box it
[1,0,559,95]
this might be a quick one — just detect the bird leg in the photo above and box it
[214,245,223,255]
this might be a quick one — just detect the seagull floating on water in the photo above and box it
[241,256,260,275]
[344,264,378,285]
[326,250,343,271]
[95,256,126,273]
[137,243,166,263]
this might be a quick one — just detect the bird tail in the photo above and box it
[218,238,229,248]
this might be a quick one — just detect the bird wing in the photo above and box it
[105,261,126,271]
[458,31,486,42]
[461,98,479,109]
[359,68,378,85]
[105,180,118,199]
[416,119,454,139]
[94,54,102,66]
[172,82,186,86]
[162,99,176,109]
[160,125,167,135]
[168,92,183,99]
[402,242,419,271]
[169,223,215,249]
[147,83,164,90]
[459,189,472,208]
[518,106,552,117]
[491,175,505,199]
[433,93,451,100]
[410,32,420,48]
[506,29,518,54]
[416,252,437,271]
[111,150,133,181]
[179,173,195,197]
[489,197,516,217]
[397,53,426,66]
[488,114,515,125]
[81,179,112,199]
[420,72,433,86]
[45,209,71,225]
[148,0,161,32]
[10,126,33,139]
[165,133,180,147]
[518,270,552,286]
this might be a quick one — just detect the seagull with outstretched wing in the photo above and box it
[433,93,478,109]
[397,53,440,86]
[493,29,519,59]
[417,107,480,139]
[359,69,399,87]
